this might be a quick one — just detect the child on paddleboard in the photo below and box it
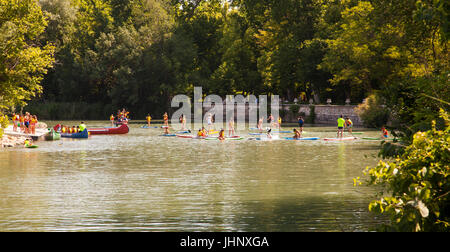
[218,129,225,140]
[293,129,301,139]
[267,129,273,139]
[345,117,353,134]
[381,126,389,139]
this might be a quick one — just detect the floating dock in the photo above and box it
[3,125,48,141]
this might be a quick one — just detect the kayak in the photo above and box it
[284,137,320,141]
[61,129,89,139]
[25,144,38,148]
[45,129,61,141]
[88,124,129,135]
[323,137,357,141]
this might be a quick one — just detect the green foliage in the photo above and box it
[0,0,55,109]
[355,94,389,128]
[288,104,300,117]
[0,113,8,138]
[360,109,450,232]
[307,105,316,124]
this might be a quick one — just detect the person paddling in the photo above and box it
[146,114,152,127]
[163,112,169,127]
[267,128,273,139]
[337,115,345,138]
[79,122,87,133]
[293,129,301,139]
[297,116,304,133]
[228,119,235,137]
[345,117,353,134]
[381,126,389,139]
[218,129,225,141]
[110,114,115,127]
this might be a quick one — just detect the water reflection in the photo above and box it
[0,122,386,231]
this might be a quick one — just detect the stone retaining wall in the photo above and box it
[198,103,363,126]
[294,104,362,126]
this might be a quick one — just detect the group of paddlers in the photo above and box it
[110,108,130,126]
[11,112,38,135]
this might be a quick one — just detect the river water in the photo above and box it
[0,121,387,231]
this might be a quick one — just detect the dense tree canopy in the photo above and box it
[0,0,447,123]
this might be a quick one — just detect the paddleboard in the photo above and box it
[323,137,357,141]
[25,144,38,148]
[205,137,244,140]
[141,125,158,128]
[272,131,292,133]
[227,137,244,140]
[177,135,194,138]
[160,134,176,137]
[362,137,388,140]
[350,132,364,135]
[284,137,319,141]
[249,133,262,135]
[176,130,191,134]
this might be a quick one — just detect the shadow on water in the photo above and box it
[51,195,387,232]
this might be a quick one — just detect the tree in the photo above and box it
[0,0,55,110]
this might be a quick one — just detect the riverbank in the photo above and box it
[1,122,49,148]
[1,134,28,148]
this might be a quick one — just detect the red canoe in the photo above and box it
[88,124,129,135]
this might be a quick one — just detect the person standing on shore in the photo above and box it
[337,115,345,138]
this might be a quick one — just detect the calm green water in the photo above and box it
[0,121,387,231]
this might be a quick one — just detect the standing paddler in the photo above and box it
[337,115,345,138]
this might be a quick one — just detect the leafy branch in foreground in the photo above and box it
[356,109,450,232]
